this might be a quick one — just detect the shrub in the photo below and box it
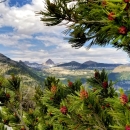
[0,69,129,130]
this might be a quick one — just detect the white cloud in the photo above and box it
[0,0,129,65]
[0,0,65,35]
[0,33,33,47]
[7,44,129,64]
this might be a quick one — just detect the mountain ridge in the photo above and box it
[0,53,44,84]
[45,59,55,65]
[56,60,122,70]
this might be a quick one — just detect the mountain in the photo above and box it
[56,60,122,70]
[112,64,130,73]
[56,61,81,69]
[0,53,44,85]
[45,59,55,65]
[79,60,122,69]
[108,64,130,90]
[23,61,43,70]
[0,53,17,65]
[82,60,97,65]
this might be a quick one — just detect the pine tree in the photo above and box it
[37,0,130,55]
[33,70,121,130]
[0,75,39,130]
[1,69,130,129]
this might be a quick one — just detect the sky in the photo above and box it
[0,0,129,64]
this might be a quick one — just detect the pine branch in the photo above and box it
[93,113,107,130]
[81,20,107,24]
[11,107,29,130]
[6,89,29,130]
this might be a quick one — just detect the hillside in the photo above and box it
[45,59,55,65]
[56,61,81,68]
[56,60,122,70]
[80,60,122,69]
[107,65,130,90]
[0,53,44,85]
[112,65,130,72]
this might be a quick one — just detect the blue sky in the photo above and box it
[0,0,129,64]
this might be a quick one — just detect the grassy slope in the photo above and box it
[0,53,44,86]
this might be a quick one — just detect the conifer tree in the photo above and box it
[0,75,38,130]
[37,0,130,55]
[0,69,130,129]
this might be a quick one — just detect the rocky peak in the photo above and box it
[45,59,55,65]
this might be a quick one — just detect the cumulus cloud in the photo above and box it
[8,45,129,64]
[0,0,129,64]
[0,0,65,34]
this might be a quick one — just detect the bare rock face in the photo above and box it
[45,59,55,65]
[112,65,130,73]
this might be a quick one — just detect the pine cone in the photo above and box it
[118,26,128,35]
[68,81,73,87]
[120,94,128,105]
[94,71,99,79]
[51,86,57,94]
[125,125,130,130]
[80,89,88,99]
[108,12,115,21]
[124,0,130,3]
[102,81,108,89]
[60,106,68,115]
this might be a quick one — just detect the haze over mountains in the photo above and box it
[56,60,122,70]
[23,59,123,70]
[1,52,130,90]
[0,52,127,74]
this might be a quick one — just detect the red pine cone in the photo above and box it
[21,127,26,130]
[102,81,108,89]
[124,0,130,3]
[108,12,115,20]
[125,125,130,130]
[80,89,88,99]
[106,103,110,107]
[68,81,73,87]
[94,71,99,79]
[101,105,105,109]
[120,94,128,104]
[51,86,57,93]
[60,106,68,115]
[6,93,10,99]
[3,119,9,125]
[118,26,128,34]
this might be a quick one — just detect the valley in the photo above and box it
[0,53,130,90]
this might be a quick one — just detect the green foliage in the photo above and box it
[1,69,130,129]
[37,0,130,55]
